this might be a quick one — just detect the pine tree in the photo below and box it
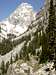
[46,0,56,68]
[1,61,5,75]
[5,61,9,73]
[40,31,48,63]
[10,54,13,64]
[27,42,33,55]
[0,26,1,33]
[15,53,18,61]
[38,32,42,46]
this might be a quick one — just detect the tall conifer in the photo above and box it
[46,0,56,69]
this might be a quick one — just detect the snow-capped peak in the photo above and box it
[0,2,36,38]
[8,2,36,25]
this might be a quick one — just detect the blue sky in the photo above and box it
[0,0,44,21]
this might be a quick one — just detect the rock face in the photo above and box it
[7,63,33,75]
[7,61,56,75]
[33,62,56,75]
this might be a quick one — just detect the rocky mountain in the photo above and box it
[0,3,36,38]
[0,1,56,75]
[8,3,36,25]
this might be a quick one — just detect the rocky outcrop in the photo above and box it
[7,58,56,75]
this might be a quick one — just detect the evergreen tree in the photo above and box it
[5,61,9,73]
[27,42,33,55]
[38,32,42,47]
[10,54,13,64]
[40,31,48,63]
[15,53,18,61]
[19,50,22,59]
[21,42,30,61]
[46,0,56,69]
[0,26,1,33]
[1,61,5,75]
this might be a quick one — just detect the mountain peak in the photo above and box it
[8,2,35,25]
[0,2,36,38]
[18,2,33,8]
